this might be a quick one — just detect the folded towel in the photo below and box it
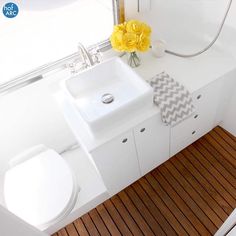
[147,72,195,126]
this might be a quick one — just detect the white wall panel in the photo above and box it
[125,0,236,53]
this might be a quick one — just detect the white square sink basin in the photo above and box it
[61,57,153,135]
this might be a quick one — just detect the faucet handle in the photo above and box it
[90,47,102,65]
[65,59,88,74]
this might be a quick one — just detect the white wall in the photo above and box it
[220,74,236,136]
[125,0,236,53]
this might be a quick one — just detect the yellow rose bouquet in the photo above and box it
[110,20,151,67]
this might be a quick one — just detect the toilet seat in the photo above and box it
[4,145,79,230]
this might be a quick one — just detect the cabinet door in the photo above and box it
[170,115,198,156]
[90,131,141,195]
[134,114,170,176]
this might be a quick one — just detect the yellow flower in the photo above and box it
[126,20,151,37]
[113,22,127,33]
[110,19,151,52]
[141,23,151,36]
[122,32,138,52]
[137,34,150,52]
[110,30,124,51]
[126,20,143,35]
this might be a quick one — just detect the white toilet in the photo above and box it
[3,144,79,230]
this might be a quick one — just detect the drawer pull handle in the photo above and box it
[197,95,202,100]
[140,128,146,133]
[192,131,196,135]
[194,114,199,119]
[122,138,128,143]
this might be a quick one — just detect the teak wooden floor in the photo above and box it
[54,126,236,236]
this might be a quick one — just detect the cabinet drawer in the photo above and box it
[193,81,222,128]
[170,112,217,156]
[170,81,221,156]
[91,131,141,195]
[192,82,218,107]
[192,80,221,126]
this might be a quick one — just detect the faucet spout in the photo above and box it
[78,42,94,67]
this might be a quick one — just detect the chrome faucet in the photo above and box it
[67,43,101,74]
[78,42,94,68]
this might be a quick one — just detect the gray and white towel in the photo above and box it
[147,72,195,126]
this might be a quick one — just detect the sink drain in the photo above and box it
[101,93,114,104]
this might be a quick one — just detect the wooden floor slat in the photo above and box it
[145,173,199,235]
[205,133,236,168]
[96,204,121,236]
[210,130,236,160]
[194,140,236,189]
[166,160,221,229]
[58,229,69,236]
[110,195,144,236]
[81,214,100,236]
[132,182,178,236]
[219,126,236,143]
[124,186,166,236]
[89,209,111,236]
[73,218,90,236]
[177,150,232,216]
[158,164,217,235]
[175,152,228,221]
[139,177,189,236]
[151,169,211,236]
[103,200,132,235]
[199,137,236,179]
[65,224,79,236]
[118,191,155,236]
[56,126,236,236]
[214,127,236,151]
[186,145,236,206]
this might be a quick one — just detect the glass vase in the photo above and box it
[127,51,141,68]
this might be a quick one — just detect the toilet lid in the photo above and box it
[4,149,77,228]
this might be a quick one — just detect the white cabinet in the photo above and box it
[170,79,222,156]
[134,114,169,176]
[82,79,224,195]
[90,130,141,195]
[90,114,170,195]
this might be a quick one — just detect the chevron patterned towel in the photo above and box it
[147,72,195,126]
